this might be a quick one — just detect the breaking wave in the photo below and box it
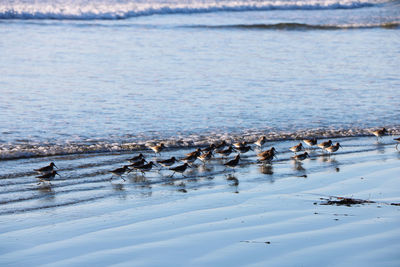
[0,0,389,20]
[1,126,399,160]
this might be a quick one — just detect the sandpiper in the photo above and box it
[234,145,252,153]
[317,140,332,150]
[325,143,342,154]
[169,163,190,177]
[181,153,198,164]
[215,145,233,158]
[290,143,303,153]
[156,157,177,167]
[370,128,388,139]
[257,147,277,158]
[134,162,155,175]
[292,152,310,161]
[394,137,400,151]
[232,141,247,149]
[303,138,317,147]
[202,144,216,153]
[148,143,165,155]
[254,136,266,147]
[258,152,275,164]
[109,166,131,180]
[198,150,213,163]
[185,148,202,157]
[128,153,145,163]
[34,162,57,173]
[224,154,240,171]
[36,170,60,184]
[128,158,147,169]
[214,140,227,149]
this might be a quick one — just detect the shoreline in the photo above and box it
[0,135,399,265]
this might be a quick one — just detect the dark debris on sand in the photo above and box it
[318,197,375,206]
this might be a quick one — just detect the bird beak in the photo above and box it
[339,144,343,148]
[54,164,58,169]
[56,173,61,177]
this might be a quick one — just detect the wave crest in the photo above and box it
[1,126,399,160]
[0,0,387,20]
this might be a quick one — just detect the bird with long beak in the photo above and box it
[324,143,342,154]
[134,162,155,176]
[156,157,177,167]
[169,163,190,177]
[290,143,303,153]
[292,152,310,161]
[198,150,213,163]
[317,140,332,150]
[215,145,233,158]
[224,154,240,171]
[148,143,165,155]
[232,141,247,149]
[254,136,266,147]
[181,153,198,164]
[185,148,202,158]
[214,140,227,149]
[234,145,252,154]
[257,147,277,158]
[109,165,131,181]
[128,158,147,169]
[258,152,276,164]
[202,144,216,153]
[303,138,317,147]
[34,162,58,173]
[128,153,146,163]
[36,170,60,184]
[370,128,388,139]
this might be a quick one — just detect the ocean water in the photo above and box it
[0,0,400,159]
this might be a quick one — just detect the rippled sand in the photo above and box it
[1,136,399,266]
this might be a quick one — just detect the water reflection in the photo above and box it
[259,165,273,175]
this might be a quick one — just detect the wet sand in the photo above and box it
[0,136,399,266]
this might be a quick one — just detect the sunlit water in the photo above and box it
[0,0,399,159]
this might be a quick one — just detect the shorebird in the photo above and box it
[394,137,400,151]
[34,162,57,173]
[254,136,266,147]
[224,154,240,171]
[370,128,388,139]
[258,152,275,164]
[202,144,215,153]
[109,165,131,180]
[169,163,190,177]
[36,171,60,184]
[234,145,252,154]
[303,138,317,147]
[134,162,155,175]
[317,140,332,150]
[198,150,213,163]
[185,148,202,158]
[292,152,310,161]
[257,147,277,158]
[148,143,165,155]
[290,143,303,153]
[128,153,146,163]
[181,153,198,164]
[156,157,177,167]
[215,146,233,158]
[214,140,227,149]
[232,141,247,149]
[128,158,147,169]
[325,143,342,154]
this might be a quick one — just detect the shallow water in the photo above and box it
[1,0,400,159]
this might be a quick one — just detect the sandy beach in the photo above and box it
[0,135,399,266]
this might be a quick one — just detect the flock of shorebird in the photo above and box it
[33,128,400,184]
